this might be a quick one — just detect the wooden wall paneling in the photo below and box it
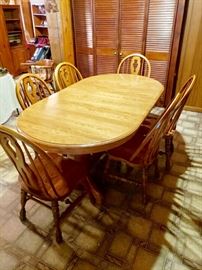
[46,2,63,64]
[42,0,74,64]
[176,0,202,111]
[166,0,186,106]
[59,0,74,64]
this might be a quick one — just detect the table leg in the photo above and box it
[70,154,104,206]
[86,176,102,205]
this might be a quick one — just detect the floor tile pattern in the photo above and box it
[0,111,202,270]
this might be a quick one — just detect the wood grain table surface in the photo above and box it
[17,74,164,154]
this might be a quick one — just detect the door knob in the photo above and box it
[113,51,117,55]
[119,52,123,56]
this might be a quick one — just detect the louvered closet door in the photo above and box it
[94,0,119,74]
[72,0,185,105]
[72,0,94,78]
[145,0,184,106]
[119,0,148,57]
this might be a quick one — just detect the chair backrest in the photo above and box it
[130,75,196,164]
[0,125,69,201]
[30,59,54,83]
[16,73,52,110]
[165,75,196,135]
[117,53,151,77]
[54,62,83,91]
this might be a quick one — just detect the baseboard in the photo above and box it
[184,106,202,113]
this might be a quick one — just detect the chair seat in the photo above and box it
[142,114,158,129]
[20,154,88,201]
[108,125,151,164]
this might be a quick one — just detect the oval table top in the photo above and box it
[17,74,164,154]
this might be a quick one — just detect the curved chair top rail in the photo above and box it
[117,53,151,77]
[16,73,52,110]
[54,61,83,91]
[166,74,196,134]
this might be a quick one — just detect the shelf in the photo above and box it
[8,30,22,34]
[3,7,20,20]
[35,25,48,28]
[10,42,22,47]
[31,2,48,38]
[33,13,46,16]
[6,19,20,21]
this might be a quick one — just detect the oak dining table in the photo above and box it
[17,74,164,155]
[17,73,164,205]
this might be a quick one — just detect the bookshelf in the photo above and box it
[30,0,48,37]
[0,5,29,75]
[3,5,24,46]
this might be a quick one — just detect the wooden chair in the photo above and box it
[117,53,151,77]
[21,59,54,85]
[0,125,97,243]
[143,75,196,170]
[104,82,191,204]
[16,73,52,110]
[54,62,83,91]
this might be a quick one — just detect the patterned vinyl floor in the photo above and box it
[0,110,201,270]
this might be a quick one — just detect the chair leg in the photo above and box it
[142,167,148,205]
[51,201,63,243]
[154,158,160,180]
[20,189,27,221]
[165,136,173,171]
[84,177,102,206]
[170,137,174,154]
